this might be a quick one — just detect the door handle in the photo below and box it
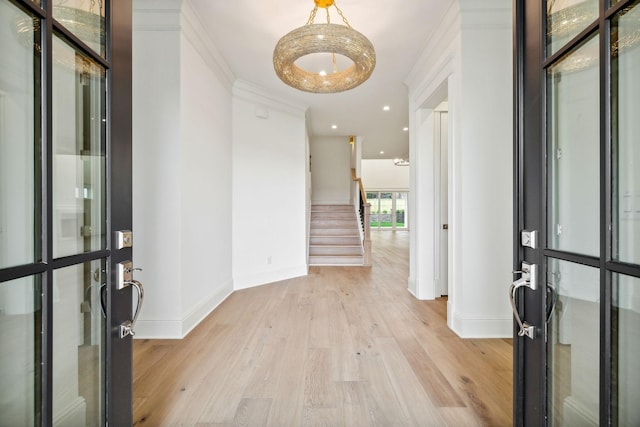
[116,261,145,338]
[509,262,537,340]
[119,279,144,338]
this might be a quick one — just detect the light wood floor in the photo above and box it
[133,231,513,426]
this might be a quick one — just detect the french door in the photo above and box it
[514,0,640,425]
[0,0,135,425]
[366,191,409,230]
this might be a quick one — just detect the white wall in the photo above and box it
[232,81,308,289]
[361,159,410,191]
[132,0,234,338]
[310,136,352,205]
[406,0,513,338]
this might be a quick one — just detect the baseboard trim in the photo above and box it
[134,319,183,339]
[134,279,233,339]
[450,312,512,338]
[181,280,233,337]
[233,265,308,290]
[407,277,417,298]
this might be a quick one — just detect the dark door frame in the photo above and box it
[513,0,640,425]
[0,0,134,424]
[513,1,546,424]
[107,1,133,425]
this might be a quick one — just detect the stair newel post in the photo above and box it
[363,202,372,266]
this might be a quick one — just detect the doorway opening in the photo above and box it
[366,191,409,231]
[434,101,449,297]
[409,79,451,305]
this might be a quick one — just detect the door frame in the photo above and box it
[513,1,546,423]
[513,0,640,425]
[0,0,134,424]
[107,1,133,425]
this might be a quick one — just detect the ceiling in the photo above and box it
[189,0,455,159]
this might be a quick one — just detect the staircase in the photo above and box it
[309,204,364,266]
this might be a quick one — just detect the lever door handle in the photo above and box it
[116,261,145,339]
[509,262,537,340]
[120,279,144,339]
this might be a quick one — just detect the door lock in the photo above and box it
[521,230,538,249]
[115,230,133,249]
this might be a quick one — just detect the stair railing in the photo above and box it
[351,168,371,266]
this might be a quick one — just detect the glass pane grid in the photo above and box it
[1,0,41,270]
[53,0,106,59]
[547,0,599,57]
[612,1,640,265]
[547,259,600,426]
[52,35,106,259]
[612,273,640,425]
[547,34,600,257]
[0,275,42,426]
[53,260,105,426]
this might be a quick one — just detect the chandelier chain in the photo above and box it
[333,4,352,28]
[307,7,319,25]
[306,3,351,28]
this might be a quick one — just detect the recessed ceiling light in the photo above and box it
[383,105,390,111]
[403,127,409,132]
[380,151,384,154]
[331,124,337,129]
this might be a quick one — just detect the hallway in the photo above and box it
[132,231,512,426]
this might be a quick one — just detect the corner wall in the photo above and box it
[232,81,308,289]
[132,0,234,338]
[310,136,352,205]
[406,0,513,338]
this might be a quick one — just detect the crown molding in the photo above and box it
[180,0,235,90]
[233,80,308,119]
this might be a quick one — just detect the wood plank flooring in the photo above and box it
[133,231,513,426]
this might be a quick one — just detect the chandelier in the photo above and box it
[273,0,376,93]
[393,158,410,167]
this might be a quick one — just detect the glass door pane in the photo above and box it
[612,2,640,265]
[379,192,393,228]
[547,259,600,426]
[53,260,105,426]
[367,192,380,228]
[395,192,407,229]
[0,0,40,269]
[0,275,42,426]
[52,35,106,259]
[53,0,106,57]
[547,0,598,57]
[547,35,600,256]
[612,273,640,425]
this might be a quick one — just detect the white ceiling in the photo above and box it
[189,0,455,159]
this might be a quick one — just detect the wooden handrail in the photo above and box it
[351,168,367,204]
[351,168,371,267]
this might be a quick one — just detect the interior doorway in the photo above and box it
[434,102,449,297]
[408,80,451,303]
